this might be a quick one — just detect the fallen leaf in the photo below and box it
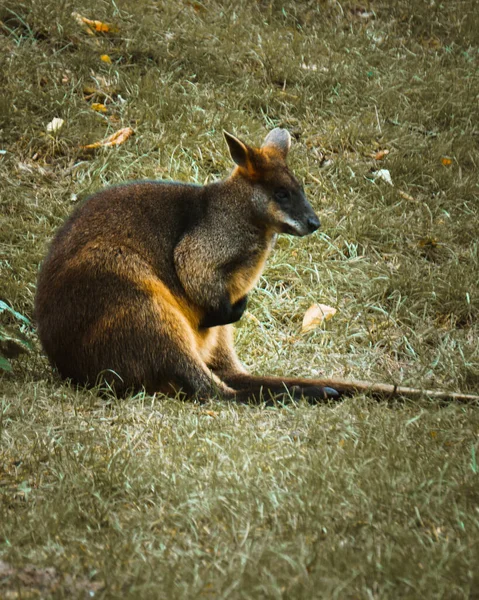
[91,102,107,112]
[90,20,114,33]
[82,127,134,149]
[300,62,318,71]
[349,7,375,19]
[203,410,218,418]
[72,12,118,34]
[373,149,389,160]
[46,117,65,133]
[72,12,95,35]
[398,190,416,202]
[319,158,333,169]
[301,303,337,333]
[441,157,452,166]
[187,1,207,13]
[372,169,393,186]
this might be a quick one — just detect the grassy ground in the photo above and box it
[1,0,478,597]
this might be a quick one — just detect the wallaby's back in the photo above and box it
[35,181,207,391]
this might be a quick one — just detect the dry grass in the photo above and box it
[1,0,478,598]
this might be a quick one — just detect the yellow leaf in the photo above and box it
[301,303,337,333]
[373,149,389,160]
[203,410,219,418]
[441,157,452,166]
[82,127,134,150]
[91,20,113,33]
[100,54,112,64]
[91,103,107,113]
[72,12,118,35]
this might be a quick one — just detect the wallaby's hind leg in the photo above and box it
[79,277,236,399]
[138,303,236,400]
[155,353,235,400]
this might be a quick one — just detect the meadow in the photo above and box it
[1,0,478,597]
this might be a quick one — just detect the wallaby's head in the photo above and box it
[224,128,320,237]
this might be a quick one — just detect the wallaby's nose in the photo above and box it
[307,215,321,232]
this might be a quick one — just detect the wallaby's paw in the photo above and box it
[230,295,248,322]
[297,385,340,401]
[200,294,248,329]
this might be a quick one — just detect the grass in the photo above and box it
[1,0,478,597]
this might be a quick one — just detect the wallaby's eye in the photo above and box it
[274,188,290,204]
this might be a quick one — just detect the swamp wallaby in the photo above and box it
[35,129,478,403]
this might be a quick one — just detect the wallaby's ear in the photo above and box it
[223,131,251,168]
[262,128,291,158]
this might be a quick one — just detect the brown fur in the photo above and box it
[34,130,479,404]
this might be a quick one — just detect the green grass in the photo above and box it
[1,0,478,597]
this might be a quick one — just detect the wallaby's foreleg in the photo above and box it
[206,324,251,375]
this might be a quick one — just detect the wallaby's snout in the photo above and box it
[306,212,321,234]
[279,198,320,237]
[285,187,321,237]
[303,197,321,235]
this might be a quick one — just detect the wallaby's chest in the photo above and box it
[227,231,276,303]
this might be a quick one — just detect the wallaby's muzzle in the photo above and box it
[307,214,321,233]
[281,193,321,237]
[281,214,320,237]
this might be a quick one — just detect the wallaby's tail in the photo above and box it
[219,373,479,404]
[312,377,479,403]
